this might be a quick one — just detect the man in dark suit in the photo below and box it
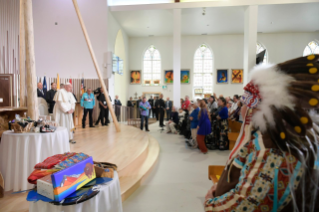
[127,97,135,119]
[154,97,159,120]
[148,96,154,118]
[46,82,57,113]
[37,82,45,99]
[114,95,122,121]
[98,88,109,126]
[165,97,173,121]
[127,97,134,107]
[157,94,165,127]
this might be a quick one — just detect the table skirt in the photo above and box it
[0,127,70,191]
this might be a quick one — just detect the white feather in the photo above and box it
[248,64,295,132]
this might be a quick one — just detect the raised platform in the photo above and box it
[0,123,160,212]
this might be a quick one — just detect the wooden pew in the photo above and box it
[228,120,242,150]
[208,165,225,184]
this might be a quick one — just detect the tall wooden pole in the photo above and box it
[24,0,39,120]
[72,0,120,132]
[19,0,26,107]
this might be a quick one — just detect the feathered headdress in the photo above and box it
[242,54,319,211]
[243,55,319,144]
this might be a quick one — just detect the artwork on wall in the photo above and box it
[181,70,190,83]
[231,69,243,84]
[154,79,160,85]
[130,71,141,84]
[216,69,228,84]
[165,70,174,84]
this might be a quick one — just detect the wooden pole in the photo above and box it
[24,0,39,120]
[72,0,120,132]
[19,0,26,107]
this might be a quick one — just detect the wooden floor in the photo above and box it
[0,123,160,212]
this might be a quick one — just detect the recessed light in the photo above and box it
[207,25,209,26]
[148,35,154,37]
[147,26,150,28]
[258,32,263,33]
[201,33,207,35]
[270,22,273,24]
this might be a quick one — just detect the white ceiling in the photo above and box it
[111,3,319,37]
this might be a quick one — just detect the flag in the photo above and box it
[43,76,47,95]
[81,78,84,95]
[69,79,72,85]
[39,78,42,83]
[57,74,60,90]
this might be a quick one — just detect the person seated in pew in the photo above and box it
[166,107,179,134]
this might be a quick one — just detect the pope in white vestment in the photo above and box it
[53,84,76,140]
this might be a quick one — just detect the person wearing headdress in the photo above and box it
[204,55,319,212]
[53,82,76,144]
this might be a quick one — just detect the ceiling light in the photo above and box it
[258,32,263,33]
[148,35,154,37]
[202,7,206,16]
[147,26,150,28]
[201,33,207,35]
[207,24,209,26]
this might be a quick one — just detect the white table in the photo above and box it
[29,171,123,212]
[0,127,70,192]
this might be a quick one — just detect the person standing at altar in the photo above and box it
[139,97,151,131]
[114,95,122,122]
[148,96,154,118]
[37,82,45,99]
[98,88,109,126]
[46,82,57,113]
[157,94,165,127]
[81,88,95,128]
[53,82,76,144]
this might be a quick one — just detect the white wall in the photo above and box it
[107,12,130,104]
[33,0,108,79]
[128,32,319,102]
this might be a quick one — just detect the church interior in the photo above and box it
[0,0,319,212]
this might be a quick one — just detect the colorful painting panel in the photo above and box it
[217,69,228,84]
[165,70,174,84]
[181,70,190,83]
[231,69,243,84]
[130,71,141,84]
[51,157,96,201]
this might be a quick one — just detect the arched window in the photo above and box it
[303,41,319,56]
[193,44,213,95]
[143,45,161,85]
[256,42,268,63]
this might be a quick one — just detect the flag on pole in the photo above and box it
[81,78,85,95]
[69,78,72,85]
[43,76,47,95]
[57,74,60,90]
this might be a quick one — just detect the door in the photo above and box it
[0,75,13,107]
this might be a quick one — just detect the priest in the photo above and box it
[53,82,77,144]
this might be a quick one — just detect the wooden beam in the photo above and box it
[72,0,120,132]
[24,0,39,120]
[110,0,319,11]
[19,0,26,107]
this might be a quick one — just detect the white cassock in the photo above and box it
[53,89,76,140]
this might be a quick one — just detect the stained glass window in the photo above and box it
[303,41,319,56]
[143,45,161,85]
[193,44,213,95]
[256,42,268,63]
